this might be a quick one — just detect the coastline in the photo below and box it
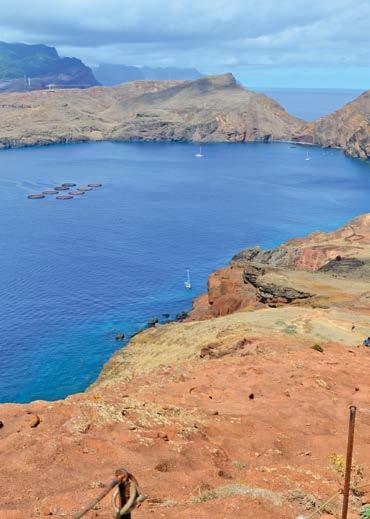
[0,212,369,518]
[0,73,368,159]
[94,212,370,389]
[3,138,367,402]
[0,135,345,155]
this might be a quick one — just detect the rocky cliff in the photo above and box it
[0,42,98,93]
[295,90,370,159]
[190,213,370,319]
[0,73,304,149]
[1,215,369,518]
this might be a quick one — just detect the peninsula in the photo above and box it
[0,73,304,148]
[0,72,369,159]
[308,90,370,159]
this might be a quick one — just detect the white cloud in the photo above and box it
[0,0,368,70]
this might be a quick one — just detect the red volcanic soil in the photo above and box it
[1,338,370,519]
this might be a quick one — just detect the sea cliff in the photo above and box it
[0,73,304,149]
[1,214,370,518]
[295,90,370,159]
[0,41,98,92]
[0,73,369,159]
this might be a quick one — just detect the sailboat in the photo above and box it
[305,151,310,161]
[195,146,204,158]
[184,269,192,289]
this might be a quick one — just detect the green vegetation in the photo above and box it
[0,42,57,79]
[0,41,91,81]
[330,453,364,494]
[360,506,370,518]
[282,324,298,335]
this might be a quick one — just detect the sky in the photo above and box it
[0,0,369,89]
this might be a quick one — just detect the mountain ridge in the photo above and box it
[93,62,202,85]
[0,71,368,158]
[0,73,304,149]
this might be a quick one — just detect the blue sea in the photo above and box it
[259,87,363,121]
[0,91,369,404]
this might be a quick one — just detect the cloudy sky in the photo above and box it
[0,0,369,88]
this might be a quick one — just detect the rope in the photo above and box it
[72,480,117,519]
[303,479,370,518]
[305,490,342,519]
[72,468,146,519]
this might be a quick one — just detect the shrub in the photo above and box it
[360,506,370,518]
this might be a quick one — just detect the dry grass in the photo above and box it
[94,301,370,388]
[191,484,283,506]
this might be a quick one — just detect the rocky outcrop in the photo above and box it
[242,265,312,305]
[318,256,368,277]
[0,73,304,149]
[191,214,370,319]
[294,90,370,159]
[234,214,370,271]
[191,261,317,319]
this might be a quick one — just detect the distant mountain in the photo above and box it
[140,66,202,81]
[0,42,99,92]
[93,63,202,86]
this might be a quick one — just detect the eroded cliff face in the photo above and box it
[0,74,304,149]
[1,215,370,518]
[235,214,370,270]
[295,90,370,159]
[190,214,370,319]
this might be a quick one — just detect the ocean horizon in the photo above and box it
[258,87,364,121]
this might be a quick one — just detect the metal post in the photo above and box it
[341,405,357,519]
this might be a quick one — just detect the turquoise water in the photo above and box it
[0,141,369,403]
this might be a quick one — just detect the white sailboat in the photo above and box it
[195,146,204,158]
[184,269,192,289]
[305,151,310,161]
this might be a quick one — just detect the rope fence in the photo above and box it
[72,468,146,519]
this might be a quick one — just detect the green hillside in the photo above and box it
[0,42,98,85]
